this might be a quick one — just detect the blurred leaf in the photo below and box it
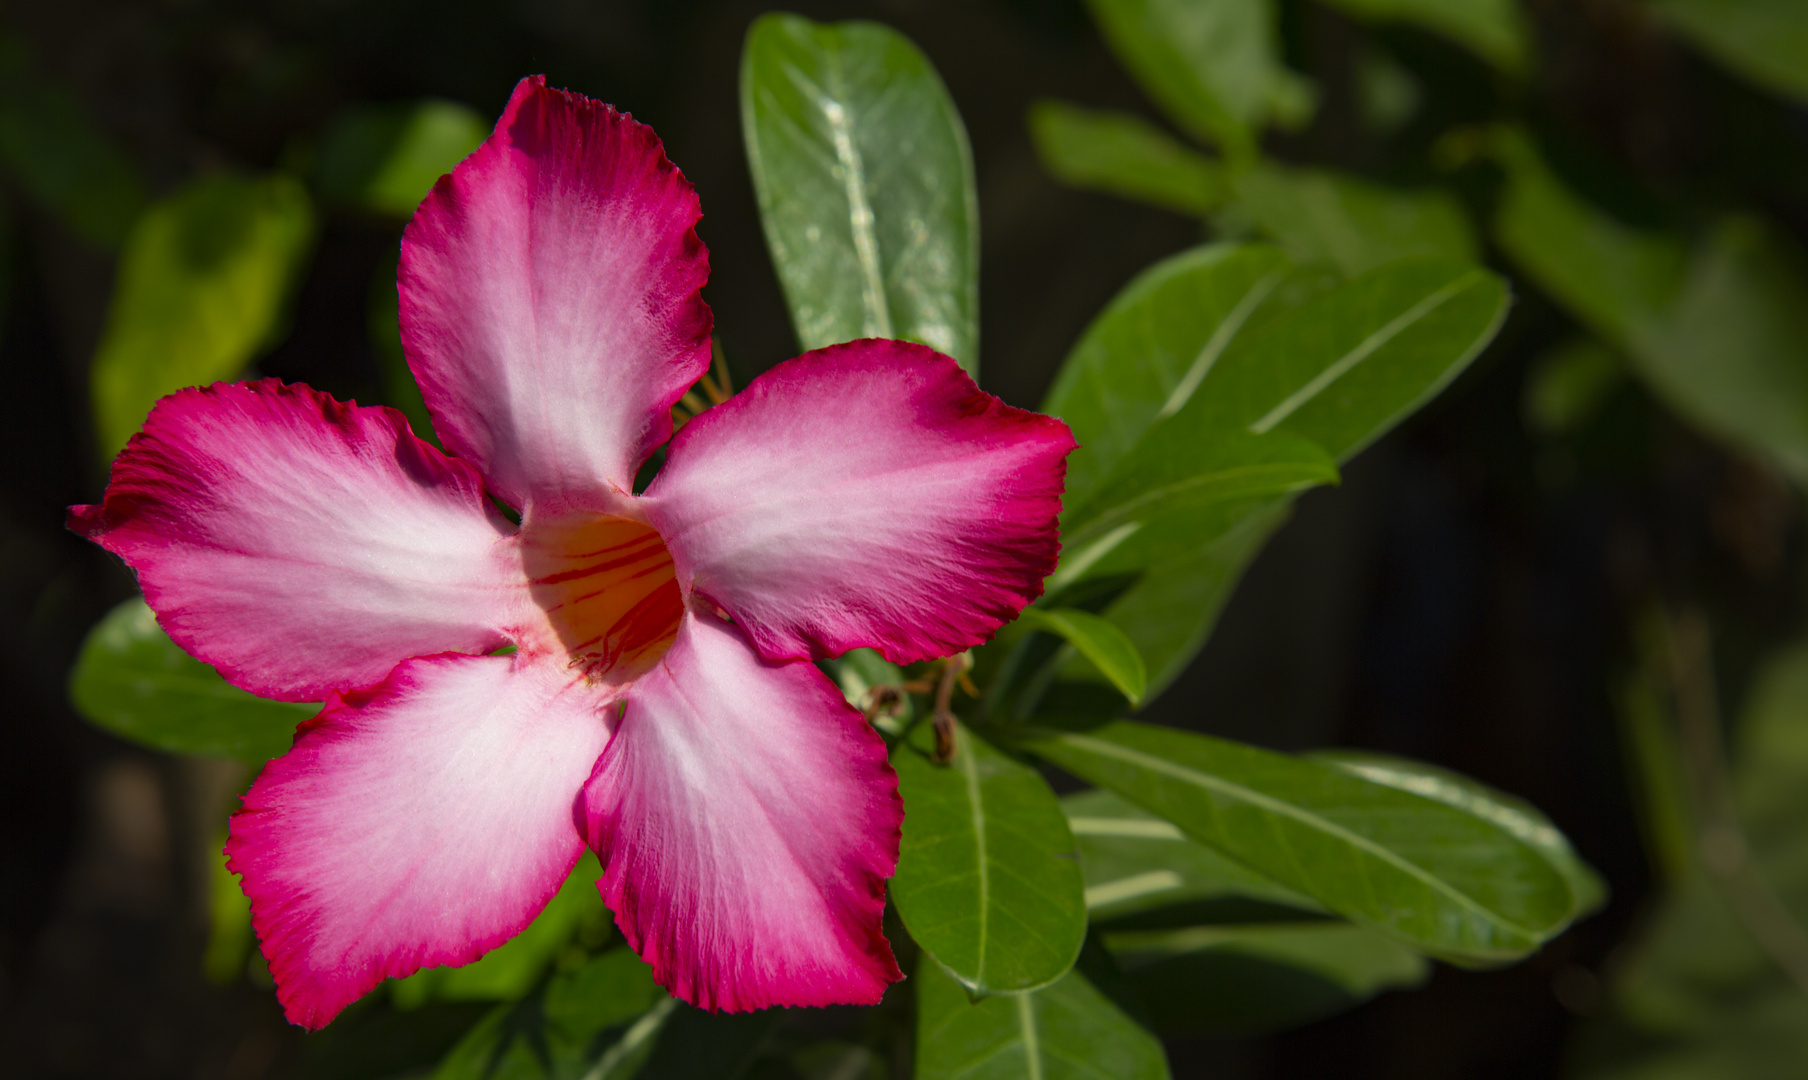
[1028,100,1228,216]
[741,13,979,374]
[70,597,314,762]
[0,38,146,248]
[368,249,439,444]
[1084,0,1312,158]
[1232,163,1478,275]
[431,949,668,1080]
[1615,661,1698,887]
[891,721,1088,995]
[1523,336,1625,436]
[1314,751,1608,918]
[1318,0,1532,72]
[792,1043,884,1080]
[1063,789,1322,919]
[915,956,1170,1080]
[1106,922,1429,1037]
[1649,0,1808,105]
[1489,126,1687,348]
[634,1005,783,1080]
[316,99,488,217]
[1356,47,1422,134]
[90,172,316,456]
[1016,609,1149,706]
[203,830,253,984]
[1631,216,1808,483]
[1021,722,1578,962]
[297,1001,496,1080]
[393,853,606,1007]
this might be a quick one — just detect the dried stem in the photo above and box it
[930,654,969,765]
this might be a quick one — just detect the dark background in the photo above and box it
[2,0,1801,1076]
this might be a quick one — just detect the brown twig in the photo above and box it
[930,654,969,765]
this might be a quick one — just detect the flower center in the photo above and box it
[523,515,683,683]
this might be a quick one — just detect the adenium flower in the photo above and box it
[70,77,1073,1027]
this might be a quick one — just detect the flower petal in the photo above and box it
[583,612,902,1012]
[226,653,611,1029]
[69,380,524,702]
[643,340,1076,665]
[399,75,712,514]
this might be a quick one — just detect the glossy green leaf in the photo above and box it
[1523,336,1625,436]
[0,38,146,248]
[1650,0,1808,105]
[1063,789,1320,919]
[70,597,315,762]
[1015,609,1149,706]
[1313,751,1608,918]
[1318,0,1531,72]
[915,956,1170,1080]
[1084,0,1312,158]
[741,14,979,374]
[1232,163,1478,275]
[891,722,1087,994]
[90,172,316,456]
[393,853,606,1007]
[1021,721,1578,962]
[316,99,488,217]
[1027,100,1227,216]
[1489,126,1687,349]
[1105,921,1429,1037]
[431,949,668,1080]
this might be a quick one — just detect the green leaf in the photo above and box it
[0,38,146,248]
[1063,789,1321,919]
[393,853,607,1007]
[1317,0,1532,72]
[1020,721,1578,962]
[821,646,914,739]
[1312,751,1608,918]
[1104,921,1429,1037]
[431,949,669,1080]
[316,99,489,217]
[1631,216,1808,483]
[90,172,316,456]
[634,1006,783,1080]
[740,14,979,375]
[890,721,1088,995]
[1523,336,1625,436]
[1015,609,1149,706]
[1649,0,1808,105]
[368,249,439,444]
[1232,163,1478,275]
[1027,100,1228,216]
[915,956,1170,1080]
[1489,126,1687,349]
[1084,0,1312,158]
[70,597,315,762]
[204,829,253,984]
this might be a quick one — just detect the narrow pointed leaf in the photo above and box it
[1016,609,1149,706]
[70,597,314,762]
[1021,722,1578,962]
[891,722,1087,995]
[915,956,1170,1080]
[741,14,979,374]
[1028,100,1228,216]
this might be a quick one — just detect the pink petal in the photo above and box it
[226,653,612,1029]
[69,380,525,702]
[583,612,903,1012]
[399,75,712,515]
[643,340,1076,665]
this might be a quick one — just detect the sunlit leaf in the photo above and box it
[741,13,979,374]
[316,99,489,217]
[915,956,1170,1080]
[1028,100,1228,216]
[891,721,1088,995]
[1084,0,1312,158]
[1107,922,1429,1036]
[1015,608,1149,706]
[70,597,314,762]
[1233,163,1478,275]
[1318,0,1532,72]
[1649,0,1808,105]
[1021,722,1578,962]
[90,172,316,456]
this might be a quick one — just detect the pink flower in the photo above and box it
[69,77,1073,1028]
